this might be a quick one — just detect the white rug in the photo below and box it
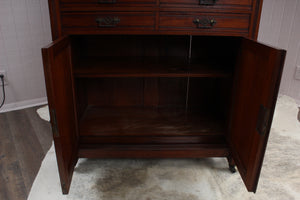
[28,96,300,200]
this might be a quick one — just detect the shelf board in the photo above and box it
[78,143,230,158]
[79,106,226,137]
[73,57,232,78]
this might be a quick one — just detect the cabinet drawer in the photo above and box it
[160,0,253,7]
[60,0,156,6]
[61,12,155,32]
[159,13,250,35]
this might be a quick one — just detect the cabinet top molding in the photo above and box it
[48,0,263,40]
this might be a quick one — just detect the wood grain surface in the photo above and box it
[0,106,52,200]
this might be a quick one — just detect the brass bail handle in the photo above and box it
[193,18,217,29]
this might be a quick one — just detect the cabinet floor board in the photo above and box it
[78,143,230,158]
[79,106,226,137]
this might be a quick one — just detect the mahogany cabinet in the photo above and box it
[42,0,286,194]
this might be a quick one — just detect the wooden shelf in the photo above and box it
[73,57,232,78]
[79,106,225,137]
[78,143,230,158]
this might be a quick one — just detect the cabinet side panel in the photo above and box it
[250,0,264,39]
[48,0,62,40]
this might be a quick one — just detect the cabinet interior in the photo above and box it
[71,35,240,145]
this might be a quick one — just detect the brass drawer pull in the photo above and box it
[96,17,120,27]
[193,18,216,29]
[97,0,116,4]
[199,0,218,5]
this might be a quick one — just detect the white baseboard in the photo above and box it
[0,97,48,113]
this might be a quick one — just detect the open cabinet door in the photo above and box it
[42,36,78,194]
[229,38,286,192]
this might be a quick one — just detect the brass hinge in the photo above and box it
[256,105,271,136]
[50,109,59,137]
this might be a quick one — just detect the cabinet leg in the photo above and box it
[227,156,237,173]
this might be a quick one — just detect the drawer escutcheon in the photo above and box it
[193,18,217,29]
[97,0,116,4]
[96,17,120,27]
[199,0,218,5]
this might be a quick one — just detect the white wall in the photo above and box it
[258,0,300,104]
[0,0,299,112]
[0,0,52,112]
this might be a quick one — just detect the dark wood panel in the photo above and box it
[160,0,253,6]
[229,38,286,192]
[80,135,226,144]
[75,79,88,120]
[79,143,230,158]
[63,28,251,36]
[60,6,252,13]
[48,0,62,40]
[80,77,188,108]
[61,12,156,31]
[85,78,144,106]
[159,12,250,33]
[157,77,188,107]
[60,0,156,7]
[143,77,159,106]
[188,78,218,110]
[73,56,232,77]
[61,0,155,3]
[79,106,226,136]
[42,36,79,194]
[73,35,189,57]
[191,36,240,66]
[60,5,158,12]
[249,0,263,40]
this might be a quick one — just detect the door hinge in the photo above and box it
[50,109,59,137]
[256,105,271,136]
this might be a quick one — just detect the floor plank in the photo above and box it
[0,114,27,200]
[0,106,52,200]
[24,108,52,154]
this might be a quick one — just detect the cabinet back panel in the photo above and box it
[73,35,189,58]
[188,78,231,118]
[75,78,88,119]
[82,77,188,107]
[75,77,228,111]
[188,78,220,112]
[191,36,239,69]
[86,78,144,106]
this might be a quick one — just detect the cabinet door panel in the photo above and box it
[229,38,286,192]
[42,36,78,194]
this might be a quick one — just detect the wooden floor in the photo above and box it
[0,106,52,200]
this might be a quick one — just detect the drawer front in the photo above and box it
[61,12,155,32]
[60,0,156,5]
[60,0,156,9]
[160,0,253,7]
[159,13,250,34]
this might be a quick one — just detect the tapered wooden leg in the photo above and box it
[227,155,237,173]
